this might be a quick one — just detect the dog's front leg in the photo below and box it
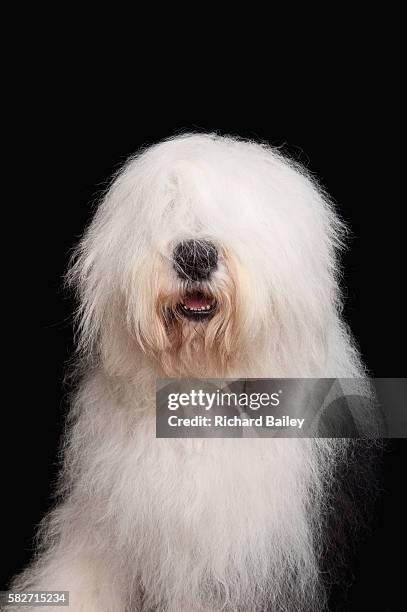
[5,547,133,612]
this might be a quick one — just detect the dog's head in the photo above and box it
[69,134,348,378]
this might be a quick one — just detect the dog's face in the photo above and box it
[143,238,243,376]
[70,135,344,379]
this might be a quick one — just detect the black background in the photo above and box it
[2,64,406,611]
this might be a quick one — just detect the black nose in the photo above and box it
[173,240,218,281]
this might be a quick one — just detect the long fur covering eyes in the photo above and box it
[8,134,369,611]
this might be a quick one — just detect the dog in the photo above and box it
[8,134,367,611]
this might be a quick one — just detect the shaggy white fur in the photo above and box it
[8,134,365,611]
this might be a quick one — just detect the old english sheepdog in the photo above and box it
[9,134,366,611]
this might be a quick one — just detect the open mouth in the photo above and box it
[177,291,217,320]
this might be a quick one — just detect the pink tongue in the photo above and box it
[184,294,213,309]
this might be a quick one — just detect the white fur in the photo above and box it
[9,134,365,611]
